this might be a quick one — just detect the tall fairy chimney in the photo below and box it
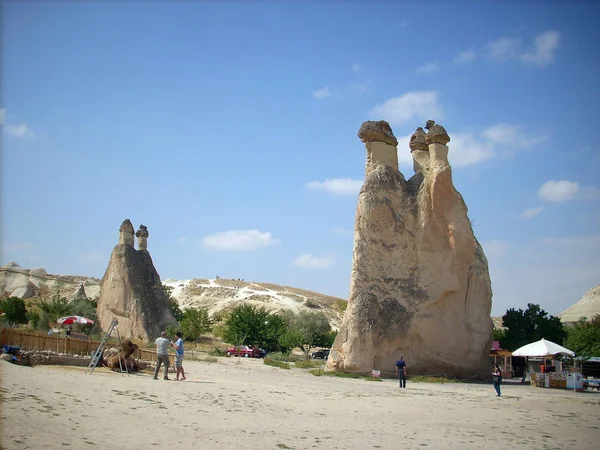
[135,225,149,250]
[357,120,398,176]
[118,219,135,246]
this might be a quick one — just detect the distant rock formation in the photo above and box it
[70,283,88,301]
[327,120,493,378]
[97,220,176,341]
[558,285,600,324]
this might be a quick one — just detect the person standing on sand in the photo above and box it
[171,331,186,381]
[153,331,171,380]
[492,364,502,397]
[396,356,407,388]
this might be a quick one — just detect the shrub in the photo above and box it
[263,356,290,369]
[209,346,226,357]
[409,376,459,383]
[295,360,324,369]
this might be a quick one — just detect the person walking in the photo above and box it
[171,331,186,381]
[396,356,407,388]
[153,331,171,380]
[492,364,502,397]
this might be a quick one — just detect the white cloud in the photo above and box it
[486,30,560,66]
[177,237,188,243]
[3,123,34,138]
[448,133,495,167]
[334,227,354,236]
[312,86,331,99]
[521,31,560,66]
[521,206,545,219]
[482,123,547,151]
[454,48,476,64]
[538,180,580,202]
[83,250,103,261]
[487,36,522,62]
[351,64,362,73]
[305,178,363,196]
[292,254,335,270]
[370,91,443,126]
[415,62,439,74]
[481,239,509,259]
[201,230,280,251]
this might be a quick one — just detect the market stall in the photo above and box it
[512,338,577,390]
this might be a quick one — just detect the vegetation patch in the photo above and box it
[264,356,290,369]
[295,360,324,369]
[308,369,383,381]
[409,375,459,383]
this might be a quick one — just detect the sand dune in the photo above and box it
[1,358,599,449]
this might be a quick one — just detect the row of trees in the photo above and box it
[494,303,600,357]
[0,294,100,335]
[164,286,336,354]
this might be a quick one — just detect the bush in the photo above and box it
[409,376,459,383]
[266,351,301,363]
[263,356,290,369]
[295,360,324,369]
[209,346,226,357]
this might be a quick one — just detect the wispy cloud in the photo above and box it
[482,123,548,153]
[521,206,545,219]
[1,109,35,138]
[538,180,600,202]
[0,109,5,125]
[415,62,439,74]
[83,250,103,261]
[2,242,34,253]
[481,239,509,259]
[305,178,363,196]
[370,91,443,126]
[486,30,560,66]
[454,48,476,64]
[351,64,362,73]
[521,31,560,66]
[334,227,354,236]
[177,237,188,243]
[292,254,335,270]
[312,86,331,99]
[399,20,408,28]
[201,230,280,251]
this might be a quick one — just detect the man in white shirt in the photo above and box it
[153,331,171,380]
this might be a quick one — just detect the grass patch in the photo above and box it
[264,356,290,370]
[295,360,324,369]
[308,369,383,381]
[409,375,459,383]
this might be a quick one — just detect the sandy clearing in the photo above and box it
[1,358,599,450]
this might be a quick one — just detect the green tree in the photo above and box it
[500,303,566,351]
[36,293,71,330]
[283,310,333,356]
[68,298,100,335]
[163,284,183,322]
[0,297,29,326]
[180,307,212,346]
[223,304,287,351]
[564,315,600,357]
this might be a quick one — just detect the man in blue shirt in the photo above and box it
[396,356,407,388]
[171,331,186,381]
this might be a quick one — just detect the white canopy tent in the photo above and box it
[512,338,575,357]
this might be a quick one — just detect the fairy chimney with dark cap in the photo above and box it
[97,220,176,341]
[327,119,493,379]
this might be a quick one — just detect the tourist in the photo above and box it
[396,356,407,388]
[492,364,502,397]
[171,331,186,381]
[153,331,171,380]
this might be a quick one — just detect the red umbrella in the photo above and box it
[57,315,95,325]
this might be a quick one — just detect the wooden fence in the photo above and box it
[0,329,174,364]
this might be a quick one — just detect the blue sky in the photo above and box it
[1,1,599,316]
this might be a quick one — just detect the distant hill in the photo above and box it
[0,262,347,330]
[558,285,600,324]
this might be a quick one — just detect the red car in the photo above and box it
[226,345,262,358]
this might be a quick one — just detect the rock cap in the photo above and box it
[409,127,428,152]
[119,219,134,233]
[358,120,398,147]
[424,120,450,145]
[135,225,149,238]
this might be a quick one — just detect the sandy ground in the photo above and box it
[1,358,599,450]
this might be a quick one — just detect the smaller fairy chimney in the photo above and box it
[358,120,399,176]
[118,219,135,246]
[135,225,149,250]
[424,120,451,168]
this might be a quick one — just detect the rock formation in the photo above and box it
[327,120,493,378]
[558,285,600,324]
[97,220,176,341]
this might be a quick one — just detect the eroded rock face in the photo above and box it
[97,221,176,341]
[327,120,493,378]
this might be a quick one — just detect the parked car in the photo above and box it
[226,345,264,358]
[311,349,330,359]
